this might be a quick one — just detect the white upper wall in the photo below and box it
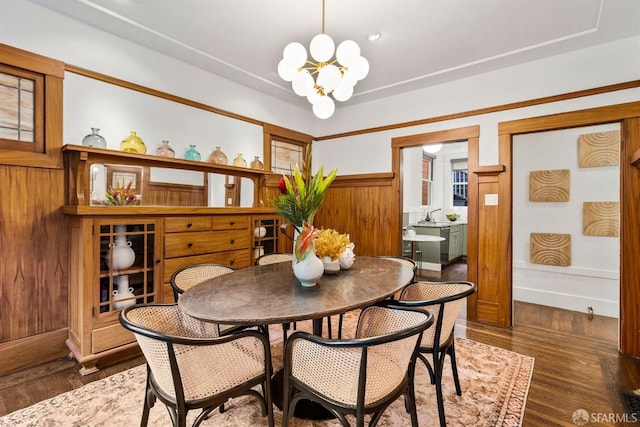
[313,36,640,173]
[0,0,316,135]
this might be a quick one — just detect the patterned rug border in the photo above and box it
[0,336,534,427]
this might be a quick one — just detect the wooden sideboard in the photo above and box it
[62,146,285,373]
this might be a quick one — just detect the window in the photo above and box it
[0,44,63,168]
[451,159,468,207]
[0,64,43,152]
[271,138,304,175]
[421,153,434,206]
[263,124,312,175]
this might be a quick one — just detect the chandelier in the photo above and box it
[277,0,369,119]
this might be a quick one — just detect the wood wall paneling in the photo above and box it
[0,166,68,341]
[315,174,397,257]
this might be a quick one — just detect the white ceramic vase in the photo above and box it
[106,225,135,270]
[112,275,136,309]
[322,256,340,274]
[293,247,324,287]
[339,243,356,270]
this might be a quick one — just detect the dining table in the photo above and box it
[178,255,414,335]
[178,255,415,419]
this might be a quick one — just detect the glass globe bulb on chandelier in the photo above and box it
[277,0,369,119]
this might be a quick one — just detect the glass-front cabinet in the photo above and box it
[98,222,158,314]
[251,215,287,262]
[66,216,162,375]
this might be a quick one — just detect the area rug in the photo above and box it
[0,318,534,427]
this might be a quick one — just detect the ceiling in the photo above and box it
[32,0,640,112]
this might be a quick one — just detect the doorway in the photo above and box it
[392,126,480,318]
[498,102,640,355]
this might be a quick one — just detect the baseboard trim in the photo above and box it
[0,329,69,376]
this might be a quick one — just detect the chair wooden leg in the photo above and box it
[448,341,462,396]
[434,350,448,427]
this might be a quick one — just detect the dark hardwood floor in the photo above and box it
[1,259,639,426]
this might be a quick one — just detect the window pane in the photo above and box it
[271,139,303,175]
[0,72,35,143]
[421,153,433,206]
[452,169,468,207]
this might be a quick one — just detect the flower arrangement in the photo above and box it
[271,146,337,228]
[105,181,140,206]
[315,228,351,261]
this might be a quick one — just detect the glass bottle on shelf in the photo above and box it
[82,128,107,148]
[156,140,176,157]
[184,144,201,161]
[232,153,247,167]
[250,156,264,170]
[208,146,228,165]
[120,131,147,154]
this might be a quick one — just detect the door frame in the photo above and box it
[392,126,480,319]
[498,101,640,355]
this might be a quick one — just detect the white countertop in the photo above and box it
[402,234,446,242]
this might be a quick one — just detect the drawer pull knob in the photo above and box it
[187,242,194,248]
[187,221,193,227]
[230,259,235,265]
[230,239,235,244]
[155,258,161,264]
[230,220,235,225]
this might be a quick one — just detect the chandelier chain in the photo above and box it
[321,0,325,34]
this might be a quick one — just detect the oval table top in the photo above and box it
[178,256,414,326]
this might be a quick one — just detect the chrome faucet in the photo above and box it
[424,208,441,223]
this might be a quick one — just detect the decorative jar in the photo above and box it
[293,245,324,287]
[156,140,175,157]
[82,127,107,148]
[184,144,201,161]
[208,146,228,164]
[232,153,247,167]
[250,156,264,170]
[321,256,340,274]
[120,131,147,154]
[112,275,136,310]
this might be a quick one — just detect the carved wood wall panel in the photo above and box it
[529,169,570,202]
[578,130,620,168]
[582,201,619,237]
[530,233,572,266]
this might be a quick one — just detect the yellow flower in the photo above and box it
[314,228,350,261]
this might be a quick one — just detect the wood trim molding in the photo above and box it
[0,43,64,77]
[472,165,506,176]
[0,328,69,376]
[630,147,640,168]
[331,172,394,187]
[392,126,480,147]
[319,81,640,141]
[499,101,640,134]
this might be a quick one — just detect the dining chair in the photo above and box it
[170,263,240,336]
[333,255,419,340]
[256,253,294,265]
[281,302,434,427]
[395,281,477,427]
[170,263,235,301]
[119,303,274,427]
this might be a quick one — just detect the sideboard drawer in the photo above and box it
[212,215,248,231]
[164,216,211,232]
[165,230,250,258]
[163,249,251,282]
